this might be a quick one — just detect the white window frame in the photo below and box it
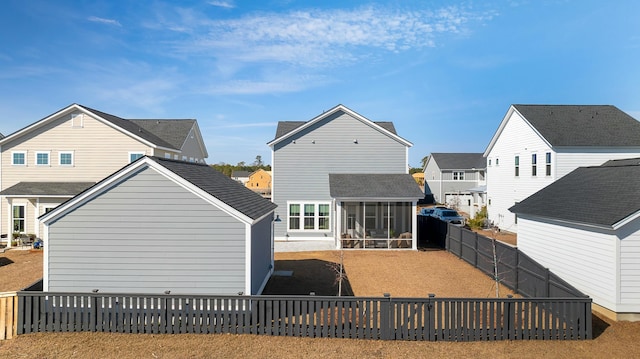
[35,151,50,166]
[545,152,552,176]
[287,201,331,232]
[12,151,26,166]
[453,171,465,180]
[514,155,519,177]
[59,151,74,166]
[12,204,26,233]
[128,152,145,163]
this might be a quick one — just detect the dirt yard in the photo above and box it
[1,248,640,358]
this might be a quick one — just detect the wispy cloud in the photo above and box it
[162,5,496,68]
[208,1,235,9]
[88,16,121,27]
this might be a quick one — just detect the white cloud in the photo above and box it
[208,1,235,9]
[163,4,495,68]
[88,16,121,27]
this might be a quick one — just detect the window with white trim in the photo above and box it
[12,151,26,165]
[59,151,73,166]
[288,202,331,231]
[545,152,552,176]
[514,156,519,177]
[35,151,50,166]
[531,153,537,176]
[12,205,25,233]
[453,171,465,180]
[129,152,145,163]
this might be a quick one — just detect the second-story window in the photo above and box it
[59,152,73,166]
[531,154,537,176]
[36,151,50,166]
[12,151,26,165]
[453,171,465,180]
[514,156,519,177]
[546,152,552,176]
[129,152,145,163]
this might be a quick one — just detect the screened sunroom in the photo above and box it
[329,174,424,250]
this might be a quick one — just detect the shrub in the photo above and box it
[467,206,488,230]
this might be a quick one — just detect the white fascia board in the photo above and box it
[612,209,640,230]
[483,105,553,156]
[333,197,422,202]
[518,213,615,232]
[267,104,413,148]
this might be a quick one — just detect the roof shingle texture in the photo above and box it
[0,182,95,196]
[510,163,640,227]
[329,174,424,199]
[430,153,486,170]
[151,157,276,220]
[514,105,640,147]
[274,120,397,140]
[78,105,194,150]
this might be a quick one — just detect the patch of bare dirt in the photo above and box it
[2,249,640,358]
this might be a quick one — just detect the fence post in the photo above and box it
[380,293,391,340]
[474,232,479,267]
[427,294,435,341]
[545,268,551,297]
[506,295,514,340]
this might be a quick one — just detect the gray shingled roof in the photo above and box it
[274,120,397,141]
[78,105,195,150]
[430,153,486,170]
[0,182,95,196]
[130,119,196,150]
[509,162,640,227]
[151,157,276,220]
[329,174,424,199]
[513,105,640,147]
[231,171,251,178]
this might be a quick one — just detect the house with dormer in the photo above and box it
[484,104,640,233]
[0,104,208,245]
[268,104,423,250]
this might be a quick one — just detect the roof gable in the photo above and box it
[510,162,640,228]
[41,157,276,225]
[268,104,411,147]
[0,104,204,153]
[485,105,640,155]
[430,153,486,170]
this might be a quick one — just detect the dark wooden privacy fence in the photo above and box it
[16,292,591,340]
[445,224,587,298]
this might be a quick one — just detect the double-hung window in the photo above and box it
[59,151,73,166]
[514,156,519,177]
[531,154,537,176]
[288,202,331,231]
[12,205,25,233]
[35,151,50,166]
[12,151,26,165]
[545,152,552,176]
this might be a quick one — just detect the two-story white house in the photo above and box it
[268,104,423,250]
[484,104,640,233]
[423,153,486,217]
[0,103,208,246]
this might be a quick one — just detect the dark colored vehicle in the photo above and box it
[431,208,465,226]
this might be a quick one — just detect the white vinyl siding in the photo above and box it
[518,216,618,310]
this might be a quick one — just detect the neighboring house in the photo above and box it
[231,171,251,185]
[510,158,640,321]
[484,104,640,233]
[247,169,272,198]
[268,104,423,250]
[0,103,208,246]
[423,153,486,217]
[40,156,277,295]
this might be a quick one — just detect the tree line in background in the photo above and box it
[210,155,271,177]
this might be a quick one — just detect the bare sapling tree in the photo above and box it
[327,248,347,296]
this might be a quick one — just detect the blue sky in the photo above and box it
[1,1,639,167]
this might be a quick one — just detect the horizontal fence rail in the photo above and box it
[16,292,592,341]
